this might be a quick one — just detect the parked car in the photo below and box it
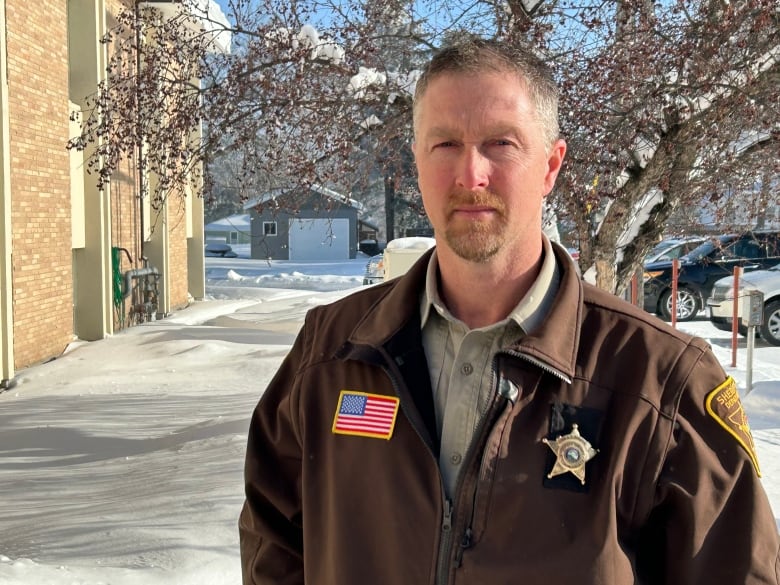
[204,242,238,258]
[643,237,706,264]
[643,231,780,321]
[362,236,436,286]
[705,265,780,346]
[362,254,385,285]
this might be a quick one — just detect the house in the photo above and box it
[0,0,229,387]
[205,213,251,245]
[244,185,365,261]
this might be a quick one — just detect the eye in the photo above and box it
[433,141,457,149]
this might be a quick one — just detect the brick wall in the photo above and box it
[7,0,74,369]
[7,0,200,369]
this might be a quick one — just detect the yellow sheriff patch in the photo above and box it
[705,377,761,477]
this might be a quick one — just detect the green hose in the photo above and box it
[111,247,125,327]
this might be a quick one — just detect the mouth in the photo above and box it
[447,190,505,220]
[450,206,496,219]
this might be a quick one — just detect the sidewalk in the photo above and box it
[0,294,308,585]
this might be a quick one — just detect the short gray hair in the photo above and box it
[413,35,560,149]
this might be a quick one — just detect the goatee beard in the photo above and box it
[444,189,507,263]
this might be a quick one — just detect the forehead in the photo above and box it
[414,71,535,133]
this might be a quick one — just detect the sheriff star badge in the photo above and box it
[542,424,598,485]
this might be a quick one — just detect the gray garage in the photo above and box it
[244,185,363,261]
[288,218,349,260]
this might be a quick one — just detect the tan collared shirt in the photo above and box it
[420,235,561,497]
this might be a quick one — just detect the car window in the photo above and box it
[689,240,721,260]
[766,236,780,258]
[691,235,740,260]
[646,242,679,262]
[647,239,706,261]
[664,245,686,260]
[729,239,765,259]
[667,241,703,260]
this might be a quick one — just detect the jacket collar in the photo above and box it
[420,234,560,335]
[347,243,583,381]
[346,248,434,349]
[510,242,582,381]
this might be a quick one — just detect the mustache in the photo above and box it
[446,189,506,215]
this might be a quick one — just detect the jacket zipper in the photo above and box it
[504,349,572,384]
[436,356,511,585]
[436,498,454,585]
[454,394,516,569]
[446,401,507,580]
[374,346,566,585]
[449,351,553,576]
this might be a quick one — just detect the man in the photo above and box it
[240,36,780,584]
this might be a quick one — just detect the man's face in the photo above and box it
[413,71,566,264]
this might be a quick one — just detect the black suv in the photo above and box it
[643,231,780,321]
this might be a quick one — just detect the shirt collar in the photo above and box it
[419,234,560,334]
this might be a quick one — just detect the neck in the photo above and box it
[436,244,543,329]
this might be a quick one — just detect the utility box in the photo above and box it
[741,290,764,327]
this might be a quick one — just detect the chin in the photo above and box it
[446,238,503,263]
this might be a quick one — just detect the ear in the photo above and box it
[543,139,567,196]
[412,140,420,185]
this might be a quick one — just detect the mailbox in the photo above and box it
[741,290,764,327]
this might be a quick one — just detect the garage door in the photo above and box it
[288,218,349,261]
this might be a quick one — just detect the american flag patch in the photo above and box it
[332,390,400,440]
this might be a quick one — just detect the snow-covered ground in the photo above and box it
[1,249,778,584]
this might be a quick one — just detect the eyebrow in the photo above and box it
[423,126,455,140]
[424,125,522,141]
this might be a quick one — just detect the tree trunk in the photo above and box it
[594,258,618,292]
[384,175,396,241]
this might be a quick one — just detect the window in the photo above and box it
[766,236,780,258]
[263,221,277,236]
[229,231,238,244]
[731,239,764,259]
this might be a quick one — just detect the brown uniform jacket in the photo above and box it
[240,245,780,585]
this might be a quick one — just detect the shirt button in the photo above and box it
[450,453,462,465]
[461,363,474,376]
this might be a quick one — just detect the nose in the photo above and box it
[455,146,490,190]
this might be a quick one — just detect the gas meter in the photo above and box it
[741,290,764,327]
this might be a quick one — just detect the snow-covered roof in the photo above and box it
[243,184,364,212]
[139,0,231,54]
[205,213,250,231]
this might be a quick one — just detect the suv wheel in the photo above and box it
[659,287,699,321]
[758,300,780,346]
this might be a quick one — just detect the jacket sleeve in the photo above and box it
[635,343,780,584]
[239,323,308,585]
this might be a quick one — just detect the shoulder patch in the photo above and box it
[332,390,400,440]
[704,377,761,477]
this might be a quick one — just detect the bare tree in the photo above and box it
[70,4,213,214]
[71,0,779,293]
[550,0,779,292]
